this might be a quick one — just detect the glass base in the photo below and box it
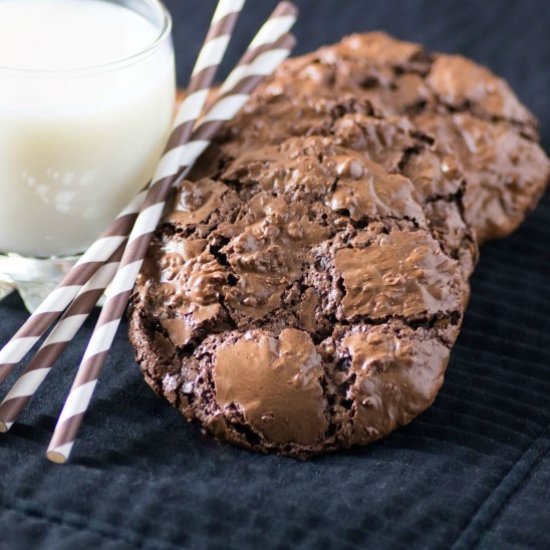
[0,253,80,312]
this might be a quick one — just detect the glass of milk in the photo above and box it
[0,0,175,311]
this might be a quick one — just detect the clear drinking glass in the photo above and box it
[0,0,175,311]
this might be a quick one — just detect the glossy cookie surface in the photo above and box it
[245,32,550,242]
[130,134,466,458]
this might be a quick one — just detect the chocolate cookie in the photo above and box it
[130,134,467,458]
[236,32,549,242]
[218,95,477,279]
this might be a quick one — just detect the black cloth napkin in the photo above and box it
[1,1,549,548]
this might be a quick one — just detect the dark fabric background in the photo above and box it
[1,1,550,548]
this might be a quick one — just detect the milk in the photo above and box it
[0,0,175,257]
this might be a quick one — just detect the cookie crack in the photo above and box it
[431,97,537,141]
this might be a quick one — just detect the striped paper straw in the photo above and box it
[0,0,245,387]
[0,191,144,385]
[47,30,297,464]
[217,1,297,95]
[0,243,126,433]
[168,0,245,148]
[167,1,298,149]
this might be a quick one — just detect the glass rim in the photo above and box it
[0,0,172,77]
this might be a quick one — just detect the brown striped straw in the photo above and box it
[167,1,298,149]
[168,0,246,147]
[0,244,126,432]
[0,191,144,385]
[0,0,245,388]
[46,26,298,462]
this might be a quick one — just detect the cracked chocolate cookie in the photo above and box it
[233,32,549,242]
[130,134,467,458]
[217,96,477,279]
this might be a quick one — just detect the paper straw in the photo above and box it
[167,1,298,148]
[46,31,297,464]
[0,243,126,432]
[0,0,245,386]
[217,1,297,95]
[0,192,144,385]
[170,0,246,145]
